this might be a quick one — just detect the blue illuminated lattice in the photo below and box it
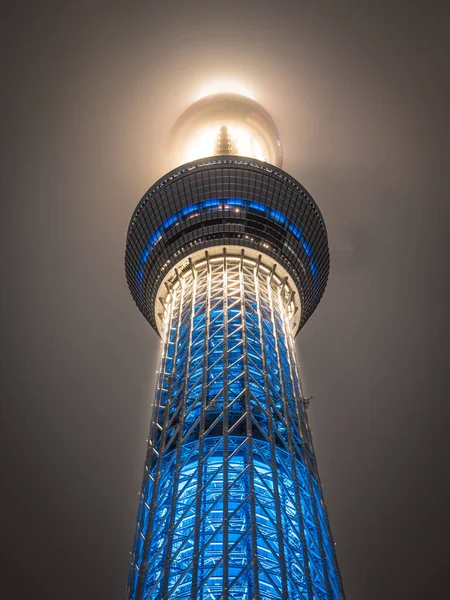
[127,256,343,600]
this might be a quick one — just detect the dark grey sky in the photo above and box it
[1,1,449,598]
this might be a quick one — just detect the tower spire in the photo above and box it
[215,124,238,155]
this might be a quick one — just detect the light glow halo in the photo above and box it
[169,93,283,168]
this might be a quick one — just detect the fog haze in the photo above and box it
[1,1,449,598]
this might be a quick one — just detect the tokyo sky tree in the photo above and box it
[125,93,345,600]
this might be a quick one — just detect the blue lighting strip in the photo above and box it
[136,198,319,290]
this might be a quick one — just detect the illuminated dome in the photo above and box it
[169,93,283,167]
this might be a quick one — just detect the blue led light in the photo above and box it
[302,241,312,257]
[180,203,199,217]
[203,199,222,208]
[162,214,178,228]
[248,200,266,212]
[269,208,287,225]
[138,198,319,290]
[226,197,245,207]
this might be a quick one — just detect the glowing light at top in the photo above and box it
[194,78,256,101]
[169,93,283,168]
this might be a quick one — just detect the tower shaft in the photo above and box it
[127,251,343,600]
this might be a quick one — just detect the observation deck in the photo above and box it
[125,156,330,335]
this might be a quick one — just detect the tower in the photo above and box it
[125,93,344,599]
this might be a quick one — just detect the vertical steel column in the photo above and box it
[266,272,314,600]
[283,294,344,599]
[190,251,211,598]
[253,259,288,599]
[222,250,229,599]
[161,270,197,598]
[134,283,178,600]
[239,252,260,599]
[276,283,332,598]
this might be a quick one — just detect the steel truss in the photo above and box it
[127,250,343,600]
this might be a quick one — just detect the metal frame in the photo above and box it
[126,250,344,600]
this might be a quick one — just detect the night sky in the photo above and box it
[1,1,449,598]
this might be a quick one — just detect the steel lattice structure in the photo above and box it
[125,140,345,596]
